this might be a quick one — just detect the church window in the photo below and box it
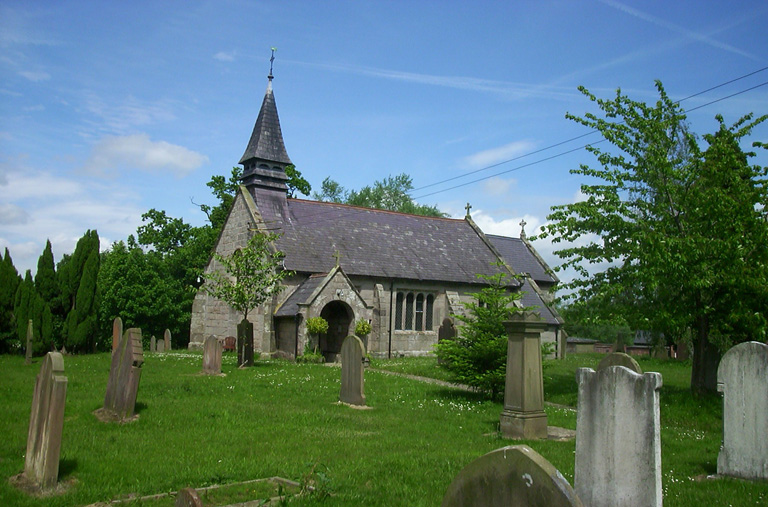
[405,293,414,330]
[395,293,404,330]
[394,291,436,331]
[425,294,434,330]
[415,294,424,331]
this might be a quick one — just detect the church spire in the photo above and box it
[239,49,292,191]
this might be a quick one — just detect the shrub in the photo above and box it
[354,320,372,337]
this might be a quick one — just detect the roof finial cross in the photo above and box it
[520,219,527,239]
[465,202,472,218]
[333,250,341,268]
[268,47,276,80]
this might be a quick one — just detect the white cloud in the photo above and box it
[83,133,208,177]
[18,70,51,82]
[481,177,516,197]
[82,94,178,134]
[0,203,30,224]
[463,140,537,168]
[214,51,236,62]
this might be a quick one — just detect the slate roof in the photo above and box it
[239,80,292,166]
[274,275,324,317]
[263,198,517,287]
[486,234,557,286]
[518,278,559,325]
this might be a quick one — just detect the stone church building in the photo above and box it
[189,74,563,360]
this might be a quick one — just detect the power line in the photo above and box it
[411,66,768,196]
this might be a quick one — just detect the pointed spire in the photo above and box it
[239,49,292,192]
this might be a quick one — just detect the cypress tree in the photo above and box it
[0,248,21,351]
[64,230,101,352]
[14,271,34,352]
[35,240,58,303]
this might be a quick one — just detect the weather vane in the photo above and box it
[269,47,276,79]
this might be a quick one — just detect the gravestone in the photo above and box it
[25,319,33,365]
[156,339,165,353]
[202,335,223,375]
[24,352,68,490]
[442,445,583,507]
[575,366,662,507]
[176,487,203,507]
[437,317,457,365]
[339,335,366,406]
[717,341,768,480]
[164,328,172,351]
[112,316,123,353]
[675,340,689,361]
[237,319,254,367]
[101,328,144,421]
[499,311,548,439]
[150,335,156,353]
[597,352,642,374]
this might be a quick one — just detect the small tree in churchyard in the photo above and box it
[435,266,524,400]
[203,233,290,366]
[299,317,328,363]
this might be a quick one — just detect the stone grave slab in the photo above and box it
[24,352,68,490]
[202,335,223,375]
[597,352,642,374]
[442,445,583,506]
[339,335,366,406]
[164,328,172,351]
[112,316,123,353]
[575,366,662,507]
[717,341,768,480]
[150,335,156,353]
[99,328,144,422]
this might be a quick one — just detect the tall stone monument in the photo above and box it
[24,352,68,490]
[112,316,123,353]
[442,445,583,507]
[339,335,366,406]
[25,319,33,365]
[575,366,662,507]
[717,341,768,480]
[499,311,548,439]
[100,328,144,421]
[202,335,223,375]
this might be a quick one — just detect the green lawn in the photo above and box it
[1,352,765,506]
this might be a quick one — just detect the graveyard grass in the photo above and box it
[0,353,765,506]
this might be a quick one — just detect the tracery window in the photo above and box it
[394,291,436,331]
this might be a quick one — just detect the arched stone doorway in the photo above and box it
[319,300,354,362]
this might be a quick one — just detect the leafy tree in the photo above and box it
[0,248,21,352]
[435,268,523,400]
[99,238,184,349]
[313,173,447,217]
[285,164,311,197]
[535,82,768,394]
[203,232,290,321]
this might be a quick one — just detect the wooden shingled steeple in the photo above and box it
[239,49,292,192]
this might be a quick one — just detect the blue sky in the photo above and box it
[1,0,767,281]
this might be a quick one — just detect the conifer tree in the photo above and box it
[64,231,101,352]
[0,248,21,352]
[35,240,58,303]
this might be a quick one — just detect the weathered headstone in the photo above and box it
[100,328,144,421]
[575,366,662,507]
[112,316,123,353]
[150,335,156,353]
[156,339,165,353]
[597,352,642,374]
[442,445,583,507]
[164,328,172,351]
[499,311,548,439]
[25,319,33,365]
[237,319,254,367]
[24,352,68,490]
[202,335,222,375]
[717,341,768,480]
[339,335,366,406]
[176,487,203,507]
[675,340,689,361]
[437,317,457,365]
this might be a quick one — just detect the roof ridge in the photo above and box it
[287,197,461,222]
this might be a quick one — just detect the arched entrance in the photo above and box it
[319,300,354,362]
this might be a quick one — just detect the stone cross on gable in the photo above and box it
[333,250,342,267]
[520,219,527,239]
[465,203,472,218]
